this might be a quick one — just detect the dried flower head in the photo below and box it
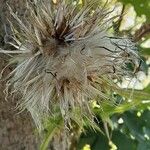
[1,0,139,130]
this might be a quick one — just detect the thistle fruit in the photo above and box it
[1,0,139,132]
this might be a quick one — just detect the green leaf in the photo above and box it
[140,47,150,56]
[40,115,63,150]
[122,112,145,141]
[143,84,150,93]
[77,129,109,150]
[137,141,150,150]
[111,109,150,150]
[94,89,150,119]
[112,131,136,150]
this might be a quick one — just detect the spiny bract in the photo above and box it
[1,0,139,130]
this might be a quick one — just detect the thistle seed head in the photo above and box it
[1,0,139,130]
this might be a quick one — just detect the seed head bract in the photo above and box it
[1,0,139,130]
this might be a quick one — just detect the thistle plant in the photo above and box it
[0,0,140,149]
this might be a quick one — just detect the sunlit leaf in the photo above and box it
[119,0,150,21]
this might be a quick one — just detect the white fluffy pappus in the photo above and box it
[0,0,140,130]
